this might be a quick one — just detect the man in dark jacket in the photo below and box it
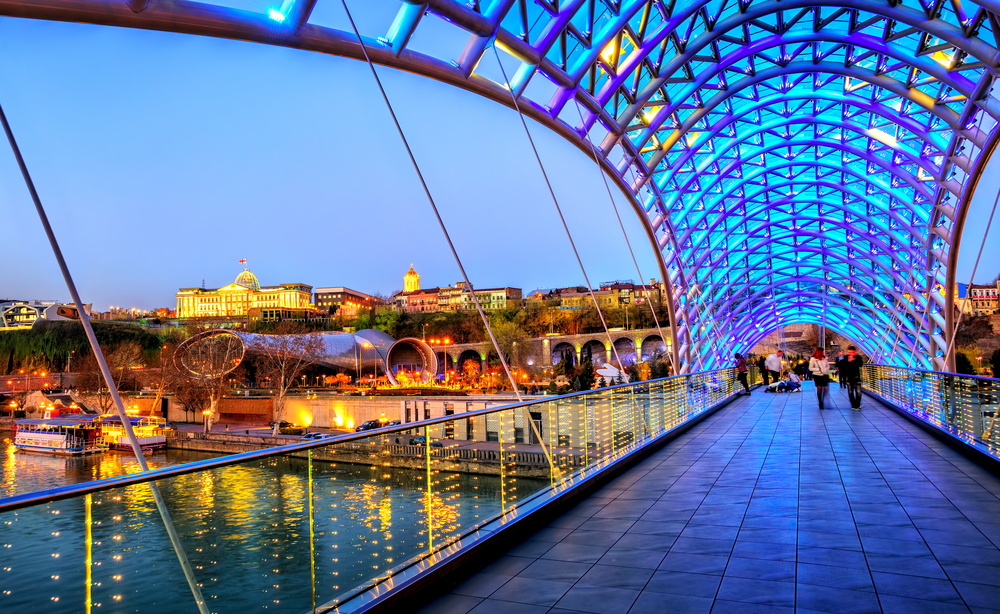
[757,355,768,386]
[836,353,848,388]
[840,346,864,410]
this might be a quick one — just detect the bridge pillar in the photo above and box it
[542,338,552,366]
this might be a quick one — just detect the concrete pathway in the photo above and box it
[416,383,1000,613]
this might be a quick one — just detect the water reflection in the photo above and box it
[1,436,221,497]
[0,441,546,613]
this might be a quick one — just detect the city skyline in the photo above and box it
[2,10,999,313]
[1,14,663,311]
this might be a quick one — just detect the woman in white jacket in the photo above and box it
[809,348,831,409]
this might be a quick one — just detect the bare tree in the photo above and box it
[3,390,27,418]
[138,337,184,417]
[76,341,145,412]
[171,371,212,424]
[250,323,324,436]
[173,330,246,431]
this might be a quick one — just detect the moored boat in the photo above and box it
[13,414,106,455]
[98,415,167,451]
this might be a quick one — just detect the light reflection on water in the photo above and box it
[1,435,221,497]
[0,435,545,613]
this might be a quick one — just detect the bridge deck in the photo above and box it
[417,383,1000,614]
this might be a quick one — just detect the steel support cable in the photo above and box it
[621,160,743,370]
[0,102,210,613]
[618,160,729,370]
[337,2,566,474]
[879,294,907,365]
[906,303,924,367]
[568,97,672,370]
[337,0,523,403]
[489,45,627,374]
[616,160,701,373]
[943,183,1000,370]
[340,1,564,478]
[872,303,894,363]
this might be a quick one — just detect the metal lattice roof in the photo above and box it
[3,0,997,371]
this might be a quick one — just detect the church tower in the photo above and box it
[404,264,420,293]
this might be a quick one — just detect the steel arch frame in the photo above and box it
[686,224,928,322]
[673,145,934,212]
[684,238,928,358]
[730,301,888,357]
[3,0,998,371]
[664,99,949,181]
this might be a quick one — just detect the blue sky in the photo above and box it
[1,6,998,310]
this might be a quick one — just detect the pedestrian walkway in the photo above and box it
[417,384,1000,613]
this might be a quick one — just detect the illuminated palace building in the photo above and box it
[175,268,313,320]
[396,265,522,313]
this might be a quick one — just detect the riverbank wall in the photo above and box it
[165,431,555,477]
[162,394,525,430]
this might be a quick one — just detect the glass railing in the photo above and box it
[0,368,752,614]
[862,364,1000,455]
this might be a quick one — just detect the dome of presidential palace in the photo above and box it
[235,268,260,291]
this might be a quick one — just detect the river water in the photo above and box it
[0,433,545,613]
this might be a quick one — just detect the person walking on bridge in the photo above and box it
[835,352,848,389]
[757,355,768,386]
[734,352,750,396]
[809,348,831,410]
[765,351,783,386]
[840,345,864,410]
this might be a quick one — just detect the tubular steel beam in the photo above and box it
[3,0,998,371]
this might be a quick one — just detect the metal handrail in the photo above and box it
[869,364,1000,383]
[0,369,733,513]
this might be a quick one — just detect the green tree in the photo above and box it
[490,317,528,370]
[353,311,373,331]
[373,306,401,336]
[578,359,595,390]
[955,352,976,375]
[249,323,325,436]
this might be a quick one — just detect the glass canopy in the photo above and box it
[2,0,996,371]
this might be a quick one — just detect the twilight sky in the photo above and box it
[1,4,999,310]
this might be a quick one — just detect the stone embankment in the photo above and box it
[166,431,563,477]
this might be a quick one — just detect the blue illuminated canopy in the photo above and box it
[2,0,996,371]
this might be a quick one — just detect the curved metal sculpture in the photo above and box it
[175,328,438,384]
[9,0,999,371]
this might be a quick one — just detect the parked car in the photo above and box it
[162,423,177,431]
[302,433,335,441]
[386,420,401,427]
[355,420,385,432]
[408,435,443,448]
[269,420,293,429]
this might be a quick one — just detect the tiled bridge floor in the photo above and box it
[417,384,1000,614]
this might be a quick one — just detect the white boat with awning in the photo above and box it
[13,414,106,455]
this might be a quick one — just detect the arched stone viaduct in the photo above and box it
[435,328,671,374]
